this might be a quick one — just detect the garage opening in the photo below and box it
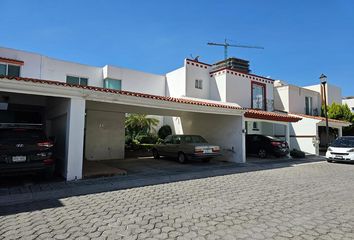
[83,100,245,178]
[245,120,291,160]
[0,91,72,184]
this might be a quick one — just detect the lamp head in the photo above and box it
[320,74,327,85]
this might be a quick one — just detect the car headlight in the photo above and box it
[327,147,333,152]
[347,149,354,152]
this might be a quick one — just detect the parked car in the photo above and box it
[0,124,55,177]
[152,135,221,163]
[246,134,289,158]
[326,136,354,162]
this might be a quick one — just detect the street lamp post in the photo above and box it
[320,74,329,148]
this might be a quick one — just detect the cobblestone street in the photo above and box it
[1,161,354,240]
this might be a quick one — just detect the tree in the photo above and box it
[125,114,159,140]
[324,103,353,122]
[158,125,172,140]
[323,103,354,136]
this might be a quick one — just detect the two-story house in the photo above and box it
[274,80,350,154]
[0,46,316,181]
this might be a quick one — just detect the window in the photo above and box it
[252,122,259,130]
[252,82,266,110]
[195,79,203,89]
[172,136,181,144]
[0,63,20,77]
[305,96,313,115]
[104,78,122,90]
[66,76,88,86]
[351,107,354,113]
[0,64,6,75]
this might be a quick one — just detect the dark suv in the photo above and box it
[0,125,55,177]
[246,134,289,158]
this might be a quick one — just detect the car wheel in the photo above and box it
[178,152,187,164]
[258,149,267,158]
[327,159,333,163]
[202,158,211,163]
[152,149,160,159]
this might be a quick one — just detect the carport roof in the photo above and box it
[290,113,351,126]
[245,109,302,123]
[0,75,245,110]
[0,75,301,122]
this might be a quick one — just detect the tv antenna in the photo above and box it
[207,38,264,60]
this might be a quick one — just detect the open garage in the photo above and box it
[83,98,245,178]
[0,75,304,183]
[0,76,248,182]
[0,91,84,181]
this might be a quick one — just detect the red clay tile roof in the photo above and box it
[209,67,275,82]
[291,113,351,125]
[0,57,24,65]
[0,75,301,122]
[0,75,245,110]
[245,109,302,122]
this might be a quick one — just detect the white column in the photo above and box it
[241,115,246,163]
[285,122,290,150]
[338,127,343,137]
[66,98,86,181]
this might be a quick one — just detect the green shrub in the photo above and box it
[125,135,133,145]
[136,134,158,144]
[158,125,172,140]
[290,149,306,158]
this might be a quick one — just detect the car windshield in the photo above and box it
[0,129,46,143]
[330,137,354,148]
[180,135,208,144]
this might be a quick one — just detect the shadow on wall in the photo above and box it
[209,77,221,101]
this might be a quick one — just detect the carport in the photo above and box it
[0,76,247,181]
[289,114,351,154]
[83,96,246,177]
[245,109,302,150]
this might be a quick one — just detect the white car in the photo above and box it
[326,136,354,162]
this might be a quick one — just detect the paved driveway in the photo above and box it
[1,161,354,240]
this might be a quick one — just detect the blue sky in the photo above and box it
[1,0,353,95]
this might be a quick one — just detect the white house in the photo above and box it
[343,97,354,113]
[0,46,320,181]
[274,80,350,155]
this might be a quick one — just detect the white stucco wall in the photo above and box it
[288,117,319,154]
[304,83,342,105]
[275,85,321,115]
[210,73,227,102]
[288,86,320,114]
[216,71,274,109]
[0,47,43,79]
[41,57,103,86]
[185,61,211,100]
[180,112,245,163]
[165,66,186,97]
[104,65,165,95]
[274,86,289,112]
[85,109,125,161]
[0,47,166,94]
[343,98,354,112]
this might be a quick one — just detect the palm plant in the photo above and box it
[125,114,159,140]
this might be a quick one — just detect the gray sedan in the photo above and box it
[152,135,221,163]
